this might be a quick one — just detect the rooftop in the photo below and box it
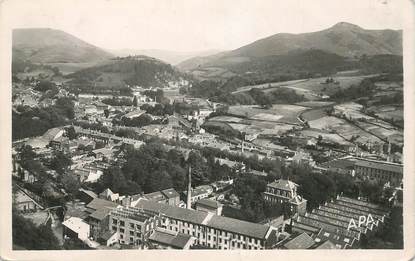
[149,229,192,249]
[355,159,403,173]
[283,232,315,249]
[86,197,119,212]
[161,188,180,199]
[206,215,270,239]
[195,198,222,209]
[267,179,298,191]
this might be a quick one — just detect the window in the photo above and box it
[112,226,117,231]
[130,223,135,229]
[136,224,141,230]
[324,232,330,237]
[112,219,117,224]
[120,221,125,227]
[120,234,124,239]
[130,231,134,236]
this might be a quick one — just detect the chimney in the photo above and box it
[186,165,192,209]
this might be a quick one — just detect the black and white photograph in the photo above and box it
[1,0,414,259]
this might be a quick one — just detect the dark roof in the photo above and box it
[267,179,297,191]
[89,207,112,221]
[86,198,118,211]
[354,159,403,173]
[145,191,166,202]
[195,198,222,209]
[283,232,315,249]
[206,215,270,239]
[320,159,355,169]
[134,199,208,224]
[99,231,117,241]
[149,229,192,249]
[161,188,180,199]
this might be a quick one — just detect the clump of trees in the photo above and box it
[13,97,75,140]
[12,210,61,250]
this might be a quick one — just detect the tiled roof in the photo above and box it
[206,215,270,239]
[267,179,298,191]
[149,229,192,249]
[89,207,112,221]
[86,198,118,211]
[134,199,209,224]
[99,231,117,241]
[283,232,315,249]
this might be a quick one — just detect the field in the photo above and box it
[227,104,307,125]
[234,74,377,101]
[369,105,403,122]
[301,108,329,122]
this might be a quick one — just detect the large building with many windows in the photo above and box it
[109,207,162,248]
[263,179,307,216]
[131,198,282,249]
[354,159,403,187]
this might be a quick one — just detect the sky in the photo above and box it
[3,0,405,52]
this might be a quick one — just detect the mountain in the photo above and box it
[66,55,190,93]
[108,49,223,65]
[13,28,113,64]
[177,22,402,78]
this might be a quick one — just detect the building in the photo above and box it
[148,228,195,249]
[183,185,214,204]
[85,198,119,240]
[195,198,223,216]
[143,188,180,206]
[320,158,356,176]
[13,188,44,212]
[291,196,389,249]
[62,217,90,240]
[354,159,403,187]
[133,199,281,249]
[108,207,163,248]
[280,232,316,249]
[263,179,307,216]
[78,188,98,204]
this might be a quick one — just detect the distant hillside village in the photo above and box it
[11,23,404,251]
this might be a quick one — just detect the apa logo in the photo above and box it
[347,214,375,231]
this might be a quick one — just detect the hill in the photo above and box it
[12,28,113,64]
[108,49,223,65]
[177,22,402,79]
[66,55,190,94]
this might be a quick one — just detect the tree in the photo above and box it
[104,109,110,118]
[65,126,77,140]
[50,151,72,175]
[133,96,138,107]
[61,173,80,199]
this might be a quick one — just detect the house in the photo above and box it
[195,198,223,216]
[85,198,119,240]
[99,188,120,202]
[62,217,90,240]
[148,228,195,249]
[263,179,307,216]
